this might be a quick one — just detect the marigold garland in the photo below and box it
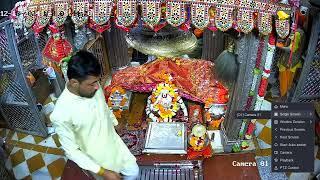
[244,34,276,139]
[204,98,227,129]
[107,86,128,119]
[146,82,187,122]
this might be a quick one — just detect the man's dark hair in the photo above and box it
[67,50,101,82]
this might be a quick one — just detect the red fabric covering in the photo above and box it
[106,59,229,103]
[32,21,45,36]
[42,26,73,63]
[42,37,73,63]
[187,146,212,160]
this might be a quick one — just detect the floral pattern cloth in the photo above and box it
[105,58,228,104]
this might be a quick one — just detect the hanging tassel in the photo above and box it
[214,41,239,82]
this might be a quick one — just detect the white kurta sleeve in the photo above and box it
[97,86,118,126]
[105,105,118,126]
[50,113,101,173]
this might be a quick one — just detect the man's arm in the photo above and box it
[99,86,118,127]
[106,105,119,126]
[50,113,101,174]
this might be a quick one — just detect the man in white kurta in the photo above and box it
[50,50,138,180]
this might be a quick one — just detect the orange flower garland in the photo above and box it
[204,97,214,109]
[107,86,128,119]
[146,82,188,122]
[204,98,227,129]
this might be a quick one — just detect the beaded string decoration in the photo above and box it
[244,34,276,139]
[191,3,209,30]
[24,1,38,28]
[90,0,113,33]
[52,0,69,27]
[237,0,254,34]
[140,0,162,29]
[247,38,266,110]
[215,0,234,31]
[71,0,90,29]
[166,1,186,27]
[287,10,299,67]
[116,0,137,27]
[255,36,276,108]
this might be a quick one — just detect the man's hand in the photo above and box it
[102,169,121,180]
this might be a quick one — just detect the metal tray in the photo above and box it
[143,122,187,154]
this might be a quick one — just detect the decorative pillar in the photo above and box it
[221,34,263,148]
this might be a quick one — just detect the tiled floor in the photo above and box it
[254,119,272,156]
[0,128,66,179]
[256,156,288,180]
[254,100,272,156]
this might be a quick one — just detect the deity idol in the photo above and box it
[146,82,188,122]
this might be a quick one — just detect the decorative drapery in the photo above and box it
[116,0,138,27]
[11,0,292,36]
[275,19,291,39]
[37,2,51,28]
[166,1,187,27]
[214,0,235,32]
[52,0,69,27]
[89,0,113,33]
[140,0,162,28]
[191,3,209,30]
[24,2,37,28]
[237,0,254,34]
[71,0,90,28]
[91,0,113,26]
[105,58,229,104]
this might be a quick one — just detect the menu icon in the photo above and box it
[272,103,314,172]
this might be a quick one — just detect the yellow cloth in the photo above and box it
[290,31,301,53]
[50,85,136,174]
[278,62,302,97]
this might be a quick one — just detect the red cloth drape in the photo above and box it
[105,58,229,104]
